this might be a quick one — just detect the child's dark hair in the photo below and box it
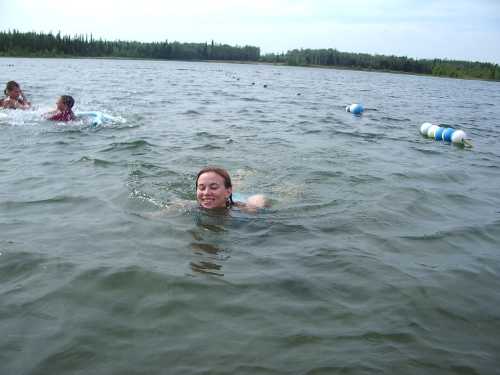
[61,95,75,109]
[4,81,20,96]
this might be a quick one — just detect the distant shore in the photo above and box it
[1,30,498,81]
[2,54,498,83]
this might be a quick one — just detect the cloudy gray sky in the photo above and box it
[1,0,499,63]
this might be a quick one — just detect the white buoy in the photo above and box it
[427,125,440,138]
[420,122,432,136]
[451,130,467,144]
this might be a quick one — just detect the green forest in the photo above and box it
[1,30,499,81]
[0,30,260,61]
[261,49,500,80]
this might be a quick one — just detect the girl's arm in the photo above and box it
[43,109,58,119]
[2,98,20,109]
[234,194,270,213]
[246,194,269,209]
[19,90,31,108]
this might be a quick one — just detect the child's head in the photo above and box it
[57,95,75,111]
[4,81,21,99]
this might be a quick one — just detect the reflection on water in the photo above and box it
[189,210,233,277]
[190,243,226,276]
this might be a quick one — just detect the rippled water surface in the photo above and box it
[1,57,500,374]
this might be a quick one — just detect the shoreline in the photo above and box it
[1,55,498,83]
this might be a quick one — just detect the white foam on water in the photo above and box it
[0,108,126,128]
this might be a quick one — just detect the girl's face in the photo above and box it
[7,86,21,99]
[196,172,232,209]
[56,98,66,111]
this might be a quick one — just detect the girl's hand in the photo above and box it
[19,90,31,107]
[2,98,17,109]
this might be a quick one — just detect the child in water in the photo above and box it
[196,166,269,211]
[1,81,31,109]
[46,95,76,122]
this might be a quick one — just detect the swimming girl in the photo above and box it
[46,95,76,122]
[196,166,269,211]
[1,81,31,109]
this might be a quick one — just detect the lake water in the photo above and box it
[1,57,500,374]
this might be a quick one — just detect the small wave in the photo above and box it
[411,146,445,155]
[319,116,336,124]
[331,129,385,142]
[182,110,202,115]
[1,195,91,209]
[400,221,500,245]
[78,265,168,292]
[190,144,224,150]
[307,170,344,180]
[302,129,323,134]
[296,120,313,126]
[0,251,47,284]
[348,174,384,184]
[100,139,155,152]
[129,188,165,208]
[380,116,411,122]
[194,131,228,139]
[241,97,267,103]
[76,156,115,166]
[129,169,148,178]
[200,100,216,105]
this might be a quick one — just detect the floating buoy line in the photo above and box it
[419,122,472,147]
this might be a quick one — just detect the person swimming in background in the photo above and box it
[196,166,269,211]
[46,95,76,122]
[1,81,31,109]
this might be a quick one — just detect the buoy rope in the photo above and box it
[463,139,473,148]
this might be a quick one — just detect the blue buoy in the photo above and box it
[442,128,455,142]
[434,127,445,141]
[346,103,364,115]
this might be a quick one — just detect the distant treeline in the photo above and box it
[1,30,499,81]
[262,49,500,80]
[0,30,260,61]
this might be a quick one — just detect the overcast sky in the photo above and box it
[1,0,499,63]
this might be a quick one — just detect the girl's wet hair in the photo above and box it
[61,95,75,108]
[196,166,234,206]
[4,81,20,96]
